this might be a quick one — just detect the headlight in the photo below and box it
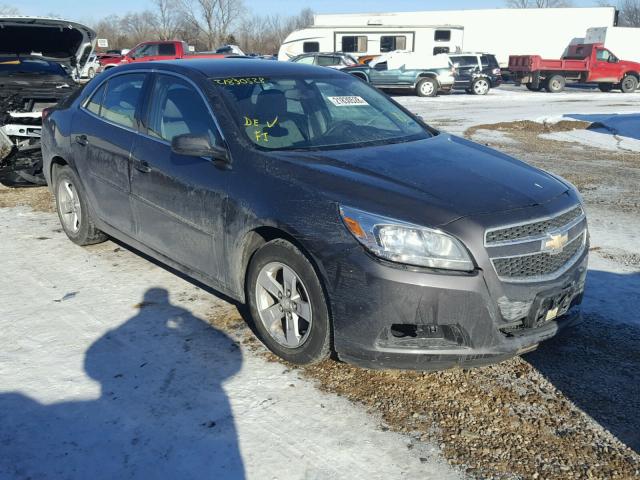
[339,205,474,271]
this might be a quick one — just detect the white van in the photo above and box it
[278,25,464,62]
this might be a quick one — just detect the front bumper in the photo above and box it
[328,245,587,371]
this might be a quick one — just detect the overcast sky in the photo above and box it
[10,0,603,24]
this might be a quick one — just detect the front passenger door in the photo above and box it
[130,74,228,284]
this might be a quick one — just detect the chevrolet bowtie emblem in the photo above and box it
[543,232,569,254]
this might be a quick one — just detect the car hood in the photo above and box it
[0,17,96,73]
[272,134,569,226]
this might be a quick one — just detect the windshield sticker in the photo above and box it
[244,116,279,128]
[213,77,266,86]
[327,96,369,107]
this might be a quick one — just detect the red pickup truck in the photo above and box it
[509,43,640,93]
[99,40,224,71]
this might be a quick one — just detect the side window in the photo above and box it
[303,42,319,53]
[99,74,146,128]
[317,56,341,67]
[86,82,107,115]
[134,44,159,59]
[433,47,450,55]
[341,36,368,53]
[434,30,451,42]
[146,75,219,145]
[158,43,176,56]
[481,55,499,69]
[452,56,477,67]
[380,36,407,53]
[294,56,315,65]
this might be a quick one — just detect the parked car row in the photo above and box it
[290,50,502,97]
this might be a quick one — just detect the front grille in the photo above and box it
[493,233,585,279]
[486,206,583,244]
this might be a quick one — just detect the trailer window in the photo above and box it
[380,36,407,53]
[341,36,368,53]
[303,42,319,53]
[433,47,450,55]
[434,30,451,42]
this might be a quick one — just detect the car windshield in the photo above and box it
[0,58,68,76]
[213,74,430,151]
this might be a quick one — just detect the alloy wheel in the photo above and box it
[473,79,489,95]
[57,180,82,233]
[420,81,435,96]
[255,262,312,348]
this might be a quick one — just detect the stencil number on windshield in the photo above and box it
[327,96,369,107]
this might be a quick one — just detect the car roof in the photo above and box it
[114,58,342,78]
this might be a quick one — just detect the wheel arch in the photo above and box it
[49,156,69,189]
[623,71,639,81]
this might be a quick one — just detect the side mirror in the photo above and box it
[171,134,230,166]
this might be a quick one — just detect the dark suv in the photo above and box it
[290,52,358,69]
[41,60,588,371]
[449,53,502,95]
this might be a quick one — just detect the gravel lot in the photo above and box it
[1,85,639,479]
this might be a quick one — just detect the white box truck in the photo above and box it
[585,27,640,63]
[279,7,618,67]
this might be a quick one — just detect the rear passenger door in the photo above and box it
[130,73,228,283]
[451,55,478,88]
[71,72,148,236]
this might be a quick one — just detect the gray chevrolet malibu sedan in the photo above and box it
[41,59,588,370]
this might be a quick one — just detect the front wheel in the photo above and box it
[621,75,638,93]
[247,239,331,365]
[545,74,566,93]
[471,78,490,95]
[415,77,438,97]
[54,165,107,246]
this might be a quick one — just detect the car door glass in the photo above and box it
[317,56,340,67]
[295,56,315,65]
[86,82,107,115]
[136,44,159,59]
[146,75,220,146]
[158,43,176,56]
[596,49,610,62]
[99,74,145,128]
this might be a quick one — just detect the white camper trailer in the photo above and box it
[278,25,464,62]
[279,7,617,67]
[585,27,640,63]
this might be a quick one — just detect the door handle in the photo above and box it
[133,158,151,173]
[75,135,88,146]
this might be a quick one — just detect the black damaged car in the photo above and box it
[41,60,589,370]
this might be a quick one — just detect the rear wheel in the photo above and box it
[620,75,638,93]
[247,239,331,365]
[54,165,107,246]
[545,75,566,93]
[526,83,543,92]
[598,83,614,92]
[471,78,490,95]
[415,77,438,97]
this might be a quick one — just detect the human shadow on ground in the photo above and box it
[525,269,640,453]
[0,288,245,479]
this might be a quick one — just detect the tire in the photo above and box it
[88,67,95,79]
[545,74,566,93]
[526,83,543,92]
[471,78,490,95]
[620,75,638,93]
[598,83,614,92]
[415,77,438,97]
[247,239,331,365]
[54,165,107,246]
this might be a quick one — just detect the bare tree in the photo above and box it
[120,11,157,46]
[151,0,183,40]
[506,0,573,6]
[0,3,19,14]
[619,0,640,26]
[179,0,244,50]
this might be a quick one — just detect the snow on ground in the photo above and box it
[540,128,640,152]
[0,208,462,480]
